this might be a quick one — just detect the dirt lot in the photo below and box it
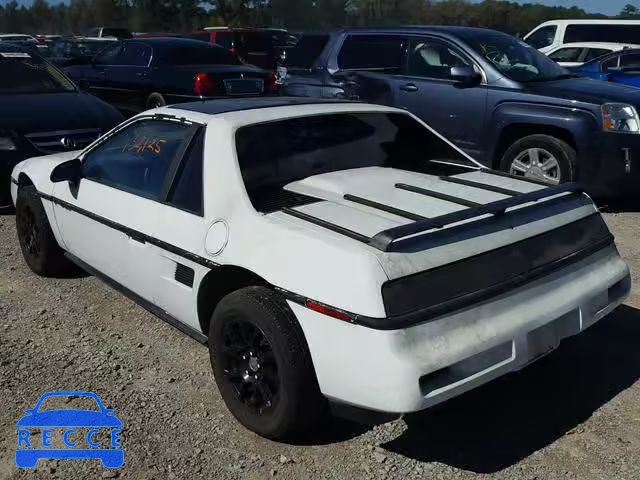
[1,209,640,480]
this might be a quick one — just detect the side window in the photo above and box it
[167,129,204,215]
[602,54,621,71]
[525,26,556,49]
[337,35,406,71]
[548,47,584,62]
[584,48,611,62]
[407,38,472,80]
[94,43,122,65]
[116,43,152,66]
[621,53,640,70]
[82,120,193,200]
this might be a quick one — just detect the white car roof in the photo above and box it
[152,99,407,128]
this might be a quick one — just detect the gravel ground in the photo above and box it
[1,209,640,480]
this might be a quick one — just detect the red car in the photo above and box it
[188,27,297,70]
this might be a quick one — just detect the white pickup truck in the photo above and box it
[10,98,631,440]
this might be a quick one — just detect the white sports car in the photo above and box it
[10,98,631,439]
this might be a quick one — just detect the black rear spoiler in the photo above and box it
[282,171,584,253]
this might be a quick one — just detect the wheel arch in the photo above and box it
[17,172,35,188]
[492,123,577,169]
[489,102,598,169]
[196,265,272,336]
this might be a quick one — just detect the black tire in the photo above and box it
[146,92,166,110]
[209,286,325,440]
[499,134,576,185]
[15,186,72,276]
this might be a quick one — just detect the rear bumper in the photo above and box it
[291,245,630,413]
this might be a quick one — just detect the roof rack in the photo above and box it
[281,180,583,253]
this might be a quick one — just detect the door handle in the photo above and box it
[399,83,419,92]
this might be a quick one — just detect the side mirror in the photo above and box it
[450,66,482,86]
[105,409,115,415]
[23,409,35,414]
[50,158,82,184]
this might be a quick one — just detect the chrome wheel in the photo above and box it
[510,148,561,185]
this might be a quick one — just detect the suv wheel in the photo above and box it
[16,186,72,276]
[500,134,576,185]
[209,286,325,440]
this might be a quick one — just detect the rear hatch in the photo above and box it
[272,167,612,320]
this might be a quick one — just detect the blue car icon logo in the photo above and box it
[16,391,123,468]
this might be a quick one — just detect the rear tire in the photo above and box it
[15,186,72,276]
[209,286,325,440]
[499,134,576,185]
[146,92,166,110]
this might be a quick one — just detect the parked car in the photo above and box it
[45,37,117,67]
[524,19,640,54]
[10,97,630,439]
[570,48,640,89]
[280,27,640,197]
[188,27,297,69]
[83,26,132,39]
[64,37,278,115]
[546,42,640,67]
[0,43,122,209]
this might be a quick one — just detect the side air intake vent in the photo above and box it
[175,263,195,288]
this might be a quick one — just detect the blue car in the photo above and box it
[571,48,640,88]
[15,391,123,468]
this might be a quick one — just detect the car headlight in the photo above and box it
[602,103,640,134]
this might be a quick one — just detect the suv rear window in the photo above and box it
[235,112,470,211]
[285,34,329,69]
[338,35,406,71]
[565,24,640,44]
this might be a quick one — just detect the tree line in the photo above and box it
[0,0,639,36]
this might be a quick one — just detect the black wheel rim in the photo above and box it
[220,320,280,416]
[17,205,40,258]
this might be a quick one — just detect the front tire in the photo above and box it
[499,134,576,185]
[209,286,325,440]
[15,186,72,276]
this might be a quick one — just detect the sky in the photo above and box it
[3,0,634,16]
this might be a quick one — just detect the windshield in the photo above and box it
[0,55,77,93]
[461,30,570,82]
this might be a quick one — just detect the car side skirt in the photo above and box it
[65,253,209,344]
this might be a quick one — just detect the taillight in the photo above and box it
[194,73,217,97]
[266,72,278,93]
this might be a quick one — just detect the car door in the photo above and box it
[391,36,488,160]
[80,43,123,104]
[51,118,201,303]
[103,42,153,113]
[147,128,208,331]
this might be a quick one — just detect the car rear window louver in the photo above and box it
[281,171,585,252]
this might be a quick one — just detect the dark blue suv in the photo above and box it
[281,27,640,197]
